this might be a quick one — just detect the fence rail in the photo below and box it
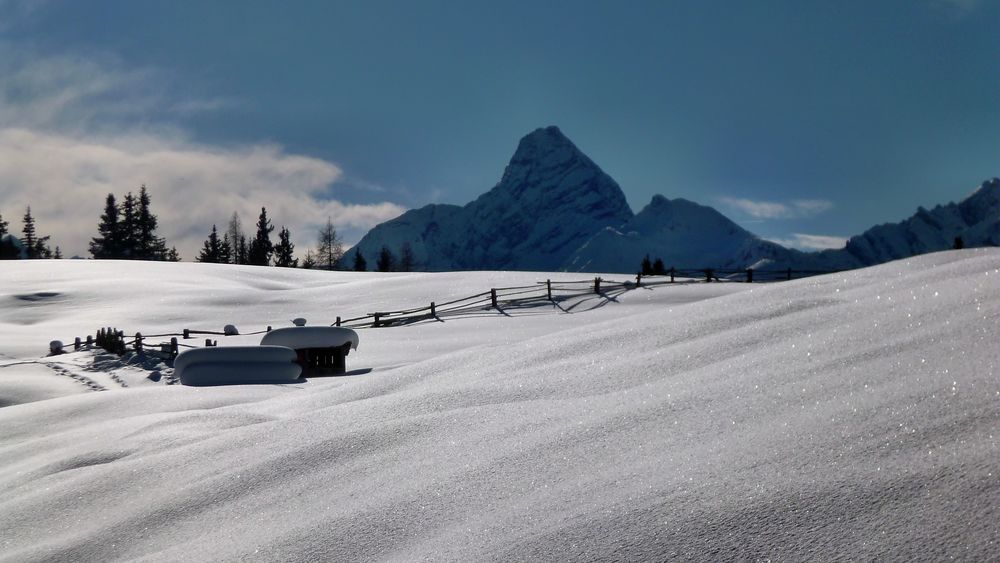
[50,266,837,365]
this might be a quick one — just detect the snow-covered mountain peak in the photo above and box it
[350,126,634,271]
[629,195,749,236]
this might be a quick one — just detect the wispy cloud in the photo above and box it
[768,233,847,251]
[0,46,407,259]
[719,197,833,219]
[931,0,981,16]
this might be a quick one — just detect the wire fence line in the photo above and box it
[50,267,837,363]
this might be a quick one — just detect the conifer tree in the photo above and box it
[301,250,316,269]
[0,237,18,259]
[90,194,120,258]
[34,237,52,259]
[641,254,653,275]
[399,242,414,272]
[237,235,249,265]
[315,217,343,270]
[220,233,233,264]
[53,246,62,259]
[197,225,224,263]
[166,247,181,262]
[119,192,137,258]
[273,226,298,267]
[136,185,167,259]
[653,258,666,275]
[247,207,274,266]
[0,211,7,236]
[376,245,395,272]
[22,207,36,259]
[352,248,367,271]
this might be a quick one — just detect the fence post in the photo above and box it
[594,277,601,295]
[205,338,214,347]
[74,336,81,351]
[491,289,498,309]
[135,332,143,354]
[183,328,190,339]
[636,272,641,287]
[266,325,272,332]
[170,337,178,359]
[546,279,552,300]
[373,314,381,328]
[704,269,712,283]
[86,335,93,349]
[430,302,436,317]
[786,267,792,281]
[335,317,341,327]
[670,267,675,283]
[746,268,753,283]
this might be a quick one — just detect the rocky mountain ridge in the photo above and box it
[350,127,999,273]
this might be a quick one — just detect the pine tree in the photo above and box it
[301,250,316,269]
[34,237,52,259]
[640,254,653,276]
[220,233,232,265]
[53,246,62,259]
[376,245,395,272]
[197,225,224,263]
[399,242,414,272]
[315,217,343,270]
[22,207,36,259]
[167,247,181,261]
[136,185,168,259]
[119,192,137,258]
[273,226,298,267]
[352,248,367,271]
[90,194,120,258]
[237,235,249,265]
[0,211,7,235]
[652,258,666,275]
[247,207,274,266]
[0,237,18,259]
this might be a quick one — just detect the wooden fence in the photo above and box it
[53,267,836,363]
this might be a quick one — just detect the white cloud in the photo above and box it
[768,233,847,251]
[0,128,407,259]
[719,197,833,219]
[0,46,407,260]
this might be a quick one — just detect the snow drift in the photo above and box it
[0,251,998,560]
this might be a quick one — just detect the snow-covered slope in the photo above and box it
[1,252,998,560]
[563,195,804,272]
[350,126,634,271]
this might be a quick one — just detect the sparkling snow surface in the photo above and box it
[0,252,998,560]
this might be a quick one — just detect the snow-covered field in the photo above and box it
[1,251,997,560]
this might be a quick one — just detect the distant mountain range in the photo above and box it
[350,126,1000,273]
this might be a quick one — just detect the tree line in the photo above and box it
[3,185,418,271]
[0,207,60,260]
[195,209,346,269]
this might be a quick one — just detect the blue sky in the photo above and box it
[1,0,998,258]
